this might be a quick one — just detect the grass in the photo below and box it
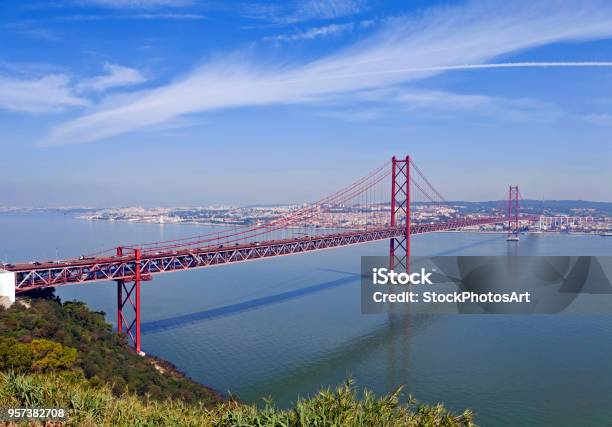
[0,372,475,426]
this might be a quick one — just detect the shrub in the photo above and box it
[30,339,77,372]
[0,337,33,371]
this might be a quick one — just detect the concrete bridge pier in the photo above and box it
[0,270,15,309]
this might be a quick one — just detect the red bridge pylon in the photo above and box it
[390,155,411,271]
[507,185,520,236]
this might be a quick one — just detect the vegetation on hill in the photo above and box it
[0,292,222,405]
[0,294,475,426]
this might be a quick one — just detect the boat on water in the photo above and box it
[600,231,612,237]
[506,234,520,242]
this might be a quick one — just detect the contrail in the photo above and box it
[329,61,612,79]
[395,61,612,73]
[272,61,612,85]
[406,61,612,73]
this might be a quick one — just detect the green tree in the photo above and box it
[30,339,77,371]
[0,337,32,371]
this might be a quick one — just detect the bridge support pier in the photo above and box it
[115,247,144,356]
[0,270,15,309]
[389,156,411,272]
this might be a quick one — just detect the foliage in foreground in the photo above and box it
[0,294,222,405]
[0,295,475,425]
[0,372,475,426]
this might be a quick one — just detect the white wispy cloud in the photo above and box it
[0,75,88,113]
[46,0,612,145]
[318,86,564,123]
[582,113,612,125]
[76,63,146,92]
[318,108,383,122]
[45,13,205,21]
[242,0,363,25]
[265,23,354,42]
[291,0,363,22]
[10,25,61,41]
[391,88,562,122]
[0,62,146,113]
[80,0,193,9]
[5,19,63,41]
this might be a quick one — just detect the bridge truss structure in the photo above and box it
[4,155,522,353]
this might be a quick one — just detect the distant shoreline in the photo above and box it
[78,216,607,236]
[435,230,607,236]
[79,217,350,230]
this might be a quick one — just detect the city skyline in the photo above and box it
[1,0,612,206]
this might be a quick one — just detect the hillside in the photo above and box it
[0,292,223,406]
[0,295,475,426]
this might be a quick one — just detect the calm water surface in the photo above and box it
[1,213,611,426]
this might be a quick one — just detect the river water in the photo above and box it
[1,212,611,426]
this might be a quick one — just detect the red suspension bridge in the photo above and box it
[0,156,527,353]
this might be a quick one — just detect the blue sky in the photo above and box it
[1,0,611,206]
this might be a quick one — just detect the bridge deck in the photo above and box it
[9,217,504,291]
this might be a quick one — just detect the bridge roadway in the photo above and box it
[7,216,506,292]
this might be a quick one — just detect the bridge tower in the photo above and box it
[389,156,411,271]
[115,246,145,355]
[507,185,519,236]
